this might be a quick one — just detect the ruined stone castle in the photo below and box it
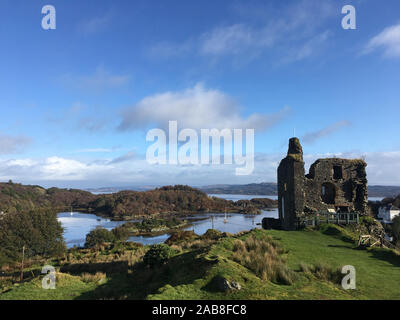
[277,137,368,230]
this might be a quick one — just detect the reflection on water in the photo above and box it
[58,212,128,248]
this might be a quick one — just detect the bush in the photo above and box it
[85,227,115,248]
[165,231,197,245]
[143,244,176,267]
[201,229,223,240]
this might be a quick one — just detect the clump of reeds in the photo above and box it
[232,235,296,285]
[80,272,107,283]
[299,262,342,284]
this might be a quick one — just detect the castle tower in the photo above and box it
[277,137,305,230]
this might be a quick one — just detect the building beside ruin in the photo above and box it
[378,205,400,224]
[277,137,368,230]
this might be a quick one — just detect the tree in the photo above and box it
[143,244,176,267]
[392,216,400,246]
[85,227,115,248]
[112,225,130,241]
[0,209,66,263]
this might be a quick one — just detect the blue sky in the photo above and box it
[1,0,400,187]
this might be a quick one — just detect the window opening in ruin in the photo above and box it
[321,182,336,204]
[333,165,343,179]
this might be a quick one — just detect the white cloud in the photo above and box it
[118,83,291,131]
[364,23,400,58]
[1,149,400,187]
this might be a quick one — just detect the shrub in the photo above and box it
[85,227,115,248]
[201,229,223,240]
[165,231,197,245]
[143,244,176,267]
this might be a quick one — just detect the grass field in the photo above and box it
[1,225,399,300]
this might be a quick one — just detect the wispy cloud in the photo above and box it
[0,133,32,155]
[60,66,131,92]
[77,12,113,35]
[118,83,291,131]
[74,148,114,154]
[364,22,400,58]
[302,120,350,144]
[78,117,108,132]
[147,0,334,64]
[108,150,137,165]
[46,101,110,133]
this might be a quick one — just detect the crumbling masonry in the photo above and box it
[277,137,368,230]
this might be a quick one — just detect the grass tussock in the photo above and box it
[232,235,296,285]
[80,272,107,284]
[299,262,342,284]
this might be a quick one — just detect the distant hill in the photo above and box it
[85,185,157,194]
[368,186,400,198]
[200,183,278,195]
[0,182,95,214]
[199,183,400,198]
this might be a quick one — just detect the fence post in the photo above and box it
[20,245,25,282]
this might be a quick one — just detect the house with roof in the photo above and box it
[378,205,400,223]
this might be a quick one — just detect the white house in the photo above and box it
[378,205,400,223]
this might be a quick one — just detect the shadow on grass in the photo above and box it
[368,247,400,268]
[320,225,355,244]
[60,261,129,275]
[1,267,43,285]
[74,248,216,300]
[327,244,355,249]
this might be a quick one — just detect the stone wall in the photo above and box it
[277,138,368,230]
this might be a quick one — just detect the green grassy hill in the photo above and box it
[1,225,399,300]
